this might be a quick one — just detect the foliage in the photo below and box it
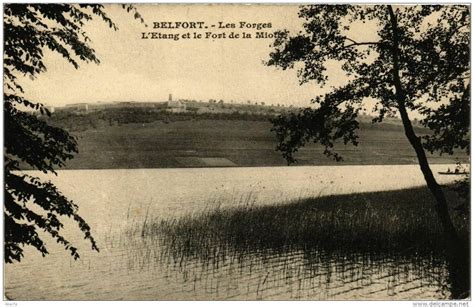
[4,4,142,263]
[267,5,469,163]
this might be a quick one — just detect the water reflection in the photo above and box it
[4,216,467,300]
[4,166,469,300]
[124,234,453,300]
[120,185,469,300]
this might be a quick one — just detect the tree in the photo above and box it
[267,5,469,246]
[4,4,142,263]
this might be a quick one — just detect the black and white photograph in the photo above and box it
[2,2,471,302]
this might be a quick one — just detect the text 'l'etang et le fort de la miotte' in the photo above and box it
[141,21,280,41]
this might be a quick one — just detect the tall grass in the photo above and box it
[129,186,469,260]
[118,186,470,299]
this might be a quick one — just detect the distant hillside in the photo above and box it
[46,101,422,131]
[36,108,468,169]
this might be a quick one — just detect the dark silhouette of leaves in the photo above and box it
[4,4,142,263]
[267,5,469,163]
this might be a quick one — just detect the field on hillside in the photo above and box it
[53,118,467,169]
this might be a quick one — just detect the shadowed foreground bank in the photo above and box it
[127,185,470,299]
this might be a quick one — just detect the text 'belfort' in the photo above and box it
[141,21,279,41]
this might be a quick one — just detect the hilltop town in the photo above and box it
[45,93,414,131]
[49,94,295,117]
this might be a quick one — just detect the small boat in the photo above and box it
[438,171,469,175]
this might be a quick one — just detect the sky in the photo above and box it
[18,4,378,108]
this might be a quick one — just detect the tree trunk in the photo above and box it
[387,6,461,245]
[397,104,460,243]
[387,8,469,298]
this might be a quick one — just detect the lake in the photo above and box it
[4,164,465,300]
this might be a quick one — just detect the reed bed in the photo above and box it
[117,185,470,299]
[127,186,469,260]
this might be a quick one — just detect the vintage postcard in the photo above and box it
[3,3,470,303]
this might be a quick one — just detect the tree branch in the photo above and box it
[344,37,384,47]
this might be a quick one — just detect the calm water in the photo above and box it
[4,164,464,300]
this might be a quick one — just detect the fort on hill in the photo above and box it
[50,93,296,117]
